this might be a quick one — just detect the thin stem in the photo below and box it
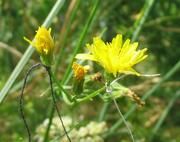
[43,104,55,142]
[106,83,135,142]
[140,74,160,77]
[52,69,105,105]
[98,75,126,122]
[112,98,135,142]
[110,75,127,85]
[44,67,71,142]
[98,102,109,122]
[19,63,42,142]
[76,86,105,103]
[50,72,74,105]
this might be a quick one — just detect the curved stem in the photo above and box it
[44,66,72,142]
[19,63,42,142]
[110,75,127,85]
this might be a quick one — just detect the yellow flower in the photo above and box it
[24,27,55,66]
[75,34,148,76]
[72,62,89,81]
[72,62,89,95]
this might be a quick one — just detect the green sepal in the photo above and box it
[40,54,54,67]
[72,78,85,95]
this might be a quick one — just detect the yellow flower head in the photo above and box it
[75,34,148,76]
[24,27,55,66]
[72,62,89,81]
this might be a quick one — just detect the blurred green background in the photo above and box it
[0,0,180,141]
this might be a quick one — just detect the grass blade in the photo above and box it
[61,0,100,85]
[149,90,180,141]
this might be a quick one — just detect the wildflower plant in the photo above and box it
[20,27,71,142]
[20,27,157,142]
[75,34,150,142]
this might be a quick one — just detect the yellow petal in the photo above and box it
[119,68,140,76]
[75,54,96,61]
[120,39,130,56]
[48,28,52,33]
[24,37,33,45]
[112,34,122,51]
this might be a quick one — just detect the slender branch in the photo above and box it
[98,102,109,122]
[76,86,105,102]
[113,98,135,142]
[105,83,135,142]
[44,66,72,142]
[19,63,42,142]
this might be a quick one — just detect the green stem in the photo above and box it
[51,69,105,104]
[98,102,110,121]
[50,70,74,105]
[112,97,135,142]
[76,86,105,103]
[43,105,55,142]
[45,66,72,142]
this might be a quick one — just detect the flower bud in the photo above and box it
[24,26,55,66]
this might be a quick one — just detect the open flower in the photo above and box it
[75,34,148,76]
[24,27,55,66]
